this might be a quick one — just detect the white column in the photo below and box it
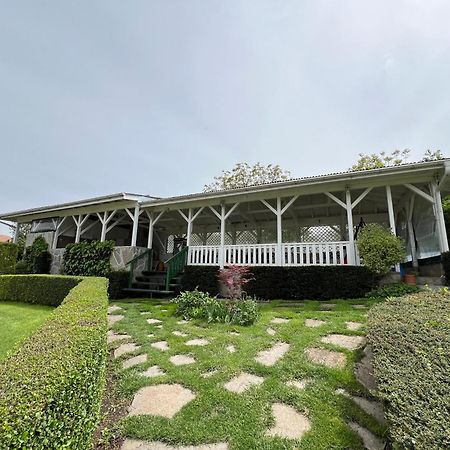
[276,197,282,265]
[13,223,20,244]
[431,182,449,252]
[220,204,226,268]
[75,215,82,243]
[386,185,396,235]
[186,208,193,246]
[345,189,355,265]
[100,212,107,241]
[131,205,140,247]
[407,195,418,268]
[147,212,154,249]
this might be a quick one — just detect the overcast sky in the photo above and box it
[1,1,450,235]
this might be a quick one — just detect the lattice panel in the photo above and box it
[289,225,343,242]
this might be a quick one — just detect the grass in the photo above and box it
[0,301,54,360]
[108,298,385,449]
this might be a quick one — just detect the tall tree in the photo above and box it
[204,162,291,192]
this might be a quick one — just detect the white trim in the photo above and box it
[386,186,396,235]
[345,189,355,265]
[325,192,346,209]
[404,183,435,204]
[352,187,372,209]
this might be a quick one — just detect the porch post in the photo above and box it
[276,197,282,265]
[407,195,418,268]
[220,204,226,268]
[146,210,164,249]
[100,212,107,241]
[13,223,20,244]
[345,189,355,265]
[131,205,140,247]
[386,186,396,235]
[52,216,67,249]
[186,208,193,246]
[431,182,449,252]
[74,215,89,243]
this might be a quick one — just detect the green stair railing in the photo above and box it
[126,249,153,288]
[165,246,188,291]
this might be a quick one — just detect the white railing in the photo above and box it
[188,241,351,266]
[282,241,350,266]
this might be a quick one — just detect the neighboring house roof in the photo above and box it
[1,160,449,221]
[0,235,11,243]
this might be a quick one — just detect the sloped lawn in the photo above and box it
[0,301,54,360]
[105,299,386,450]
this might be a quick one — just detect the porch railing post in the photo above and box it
[345,189,356,265]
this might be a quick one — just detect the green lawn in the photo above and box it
[0,302,54,360]
[107,298,385,450]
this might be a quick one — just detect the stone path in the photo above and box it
[141,365,166,378]
[114,343,140,358]
[321,334,366,350]
[147,318,162,325]
[108,305,122,313]
[177,320,189,325]
[128,384,195,418]
[140,311,151,315]
[305,319,325,328]
[266,327,276,336]
[352,304,367,309]
[121,439,228,450]
[107,330,131,343]
[345,321,363,331]
[229,331,240,336]
[186,338,209,346]
[305,347,346,368]
[173,330,188,337]
[123,354,147,369]
[226,345,236,353]
[201,369,219,379]
[108,314,124,327]
[170,354,196,366]
[270,317,290,324]
[255,342,290,366]
[355,346,377,391]
[320,303,336,310]
[286,379,309,390]
[151,341,169,351]
[224,372,264,393]
[266,403,311,440]
[348,422,385,450]
[336,389,386,425]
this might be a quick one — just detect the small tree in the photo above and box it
[23,236,51,274]
[204,162,291,192]
[357,224,406,274]
[350,149,411,171]
[217,265,254,299]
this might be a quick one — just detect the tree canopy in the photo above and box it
[204,162,291,192]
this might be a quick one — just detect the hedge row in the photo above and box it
[181,265,379,300]
[0,275,81,306]
[0,275,108,450]
[0,243,18,274]
[367,291,450,449]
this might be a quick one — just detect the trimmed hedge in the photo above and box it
[0,275,81,306]
[0,243,18,274]
[106,270,129,299]
[0,275,108,450]
[181,266,379,300]
[367,291,450,449]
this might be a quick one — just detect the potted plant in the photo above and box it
[404,270,418,285]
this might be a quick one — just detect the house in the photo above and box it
[1,160,449,293]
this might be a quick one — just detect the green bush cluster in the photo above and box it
[367,290,450,449]
[365,283,421,299]
[0,275,81,306]
[16,236,52,274]
[181,266,379,300]
[0,243,18,274]
[0,276,108,450]
[173,289,259,325]
[63,240,115,276]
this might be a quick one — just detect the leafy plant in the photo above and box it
[366,283,421,299]
[63,240,115,276]
[357,224,406,274]
[0,243,18,274]
[23,236,51,274]
[217,265,254,299]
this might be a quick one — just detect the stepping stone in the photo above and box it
[114,343,140,358]
[352,304,367,309]
[266,328,276,336]
[320,303,336,309]
[224,372,264,393]
[305,319,326,328]
[186,338,209,346]
[148,333,155,338]
[201,369,219,379]
[321,334,366,350]
[305,347,346,368]
[121,439,228,450]
[255,342,290,366]
[140,311,151,315]
[155,325,163,329]
[229,331,240,336]
[177,320,189,324]
[266,403,311,440]
[173,330,188,337]
[346,321,363,331]
[270,317,290,324]
[151,341,169,351]
[161,309,168,312]
[123,354,148,369]
[226,345,236,353]
[147,318,162,325]
[108,315,124,327]
[108,305,122,313]
[286,379,309,390]
[355,346,377,391]
[348,422,385,450]
[335,390,386,425]
[141,365,166,378]
[128,384,196,418]
[107,330,131,343]
[170,354,196,366]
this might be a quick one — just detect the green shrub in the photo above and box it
[64,240,115,276]
[106,270,129,299]
[357,224,406,274]
[0,243,18,274]
[367,291,450,449]
[0,276,108,450]
[0,275,81,306]
[172,289,259,325]
[442,251,450,285]
[14,260,29,274]
[365,283,421,299]
[182,266,379,300]
[23,236,51,274]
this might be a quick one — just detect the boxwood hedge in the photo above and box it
[0,274,81,306]
[367,290,450,449]
[0,275,108,450]
[181,265,379,299]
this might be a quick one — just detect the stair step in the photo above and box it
[123,288,175,296]
[133,282,180,289]
[142,270,167,276]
